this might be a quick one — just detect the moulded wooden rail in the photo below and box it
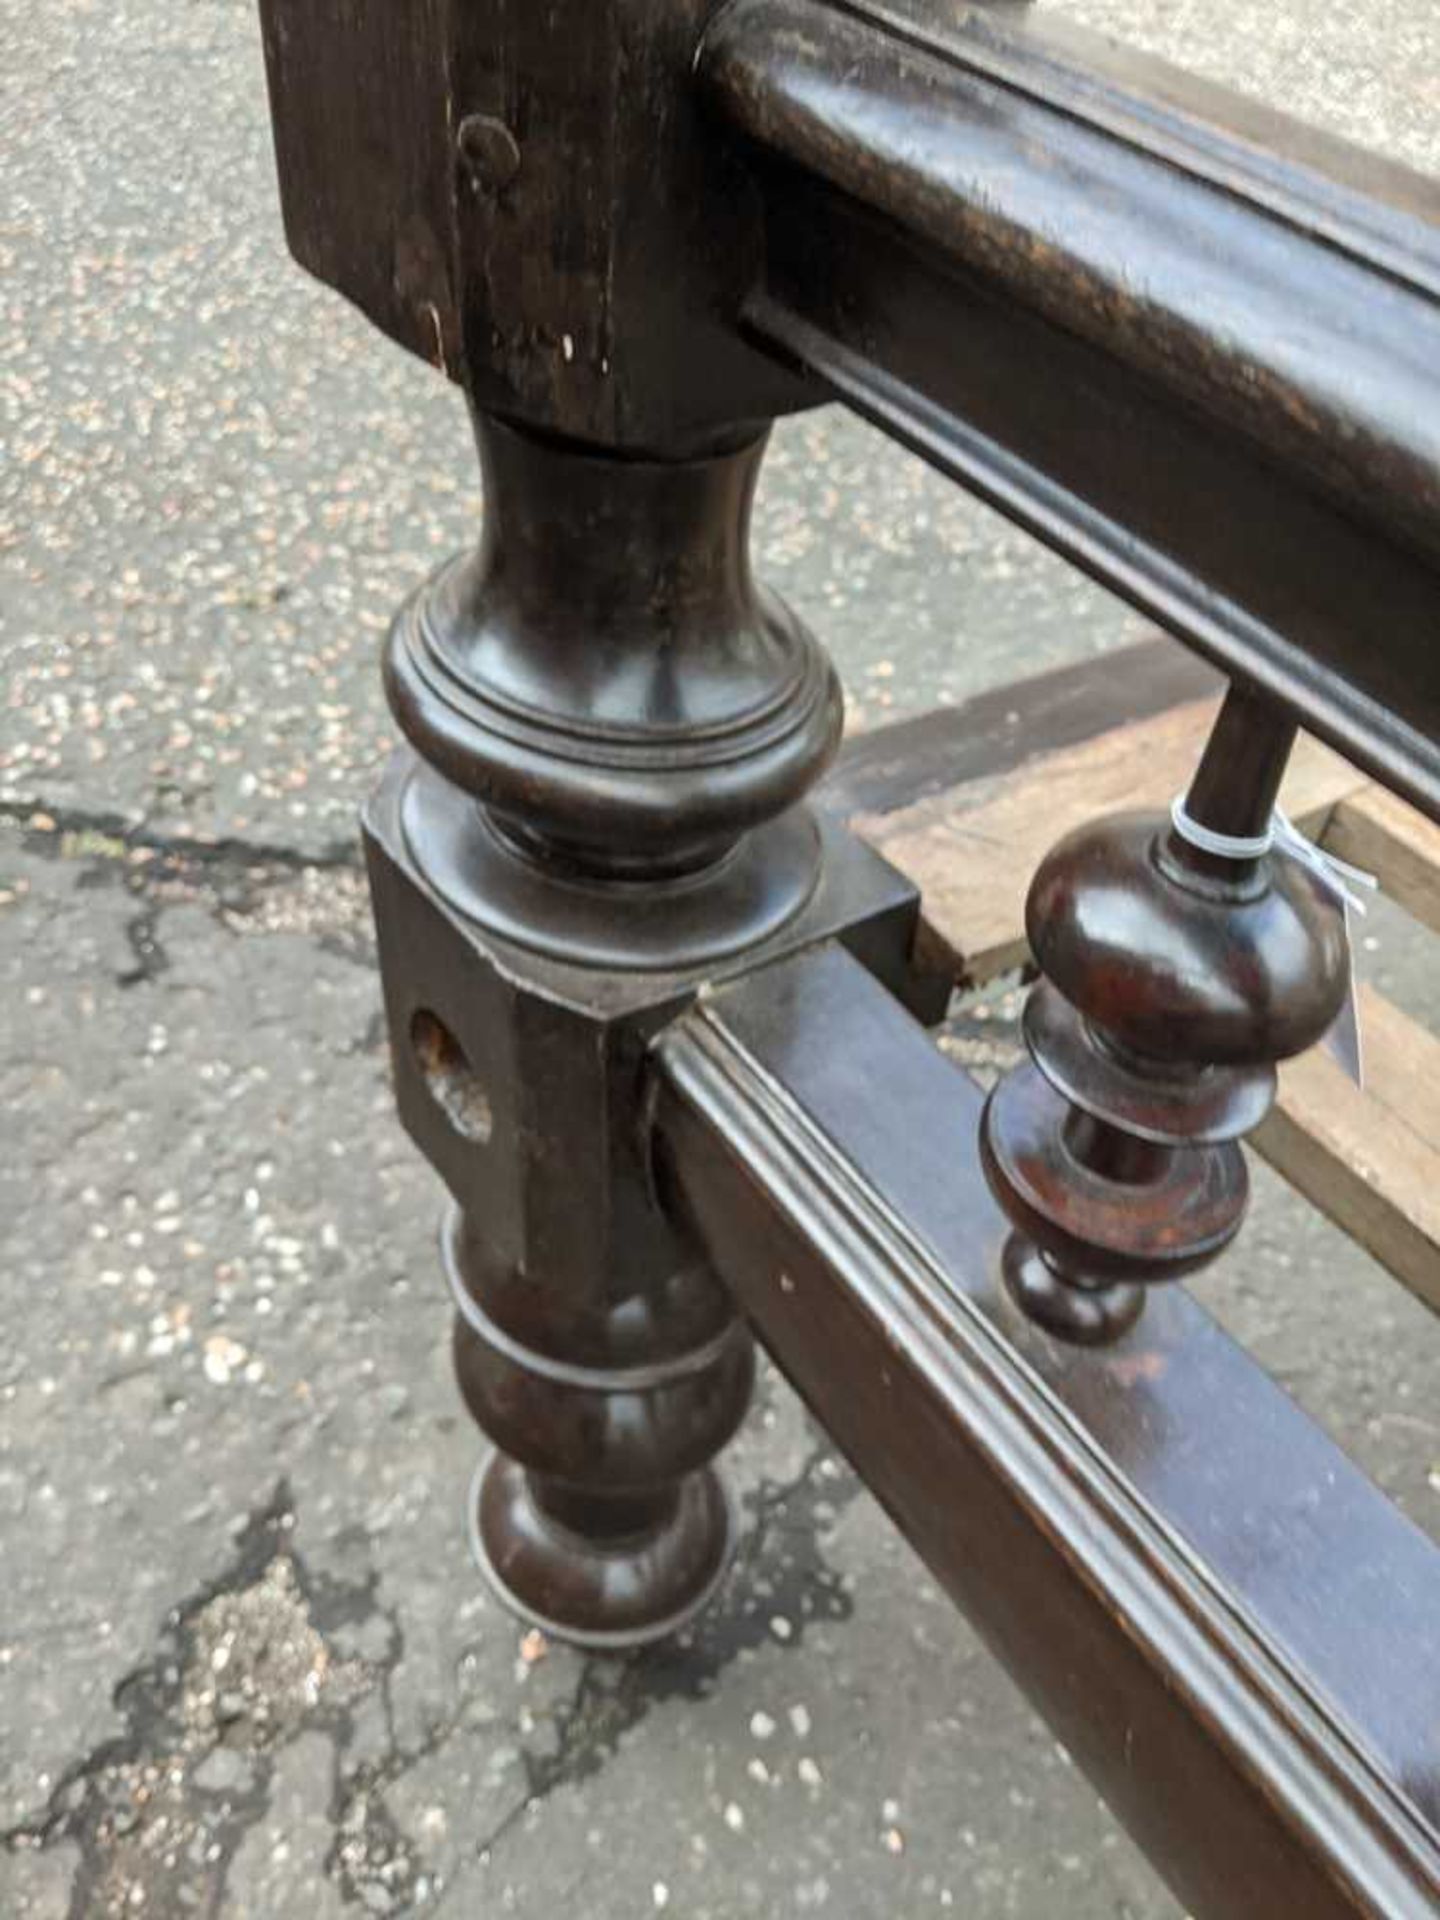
[651,941,1440,1920]
[699,0,1440,816]
[252,1,1440,1908]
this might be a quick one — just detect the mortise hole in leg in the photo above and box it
[410,1009,493,1144]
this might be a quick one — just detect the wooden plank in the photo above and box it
[856,695,1366,984]
[1323,784,1440,937]
[1254,988,1440,1312]
[822,634,1219,819]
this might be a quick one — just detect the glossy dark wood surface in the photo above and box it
[652,942,1440,1919]
[257,0,817,450]
[260,0,1440,808]
[820,631,1221,821]
[255,0,1440,1894]
[446,1203,755,1646]
[358,408,922,1646]
[699,0,1440,818]
[976,681,1350,1341]
[386,413,840,887]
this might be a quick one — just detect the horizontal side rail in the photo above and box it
[650,943,1440,1920]
[698,0,1440,820]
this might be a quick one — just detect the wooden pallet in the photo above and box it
[826,639,1440,1312]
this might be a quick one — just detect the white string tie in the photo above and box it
[1169,796,1377,916]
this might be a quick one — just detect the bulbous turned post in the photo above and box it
[256,0,856,1652]
[982,683,1351,1345]
[445,1211,756,1647]
[384,412,840,968]
[364,407,843,1646]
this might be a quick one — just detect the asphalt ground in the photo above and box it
[2,3,1437,1916]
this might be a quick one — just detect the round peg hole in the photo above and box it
[410,1010,493,1144]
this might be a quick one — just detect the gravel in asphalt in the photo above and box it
[3,2,1437,1916]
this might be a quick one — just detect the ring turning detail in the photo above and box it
[982,682,1351,1342]
[255,0,1440,1906]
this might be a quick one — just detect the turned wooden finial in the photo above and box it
[982,684,1351,1344]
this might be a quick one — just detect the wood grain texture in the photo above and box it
[256,0,459,373]
[822,633,1220,820]
[258,0,815,448]
[856,696,1364,984]
[1255,987,1440,1312]
[1324,785,1440,937]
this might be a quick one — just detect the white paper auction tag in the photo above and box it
[1320,903,1365,1089]
[1169,799,1375,1091]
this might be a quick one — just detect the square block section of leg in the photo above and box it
[362,751,700,1303]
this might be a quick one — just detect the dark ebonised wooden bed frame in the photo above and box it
[255,5,1440,1911]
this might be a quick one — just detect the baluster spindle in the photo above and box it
[981,684,1351,1344]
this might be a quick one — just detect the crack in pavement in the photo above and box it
[4,1484,306,1917]
[0,799,361,878]
[1,800,372,987]
[1,1439,860,1916]
[0,1484,417,1919]
[2,797,886,1907]
[469,1436,860,1873]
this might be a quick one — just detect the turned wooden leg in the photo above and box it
[445,1209,754,1646]
[260,0,936,1650]
[362,416,845,1644]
